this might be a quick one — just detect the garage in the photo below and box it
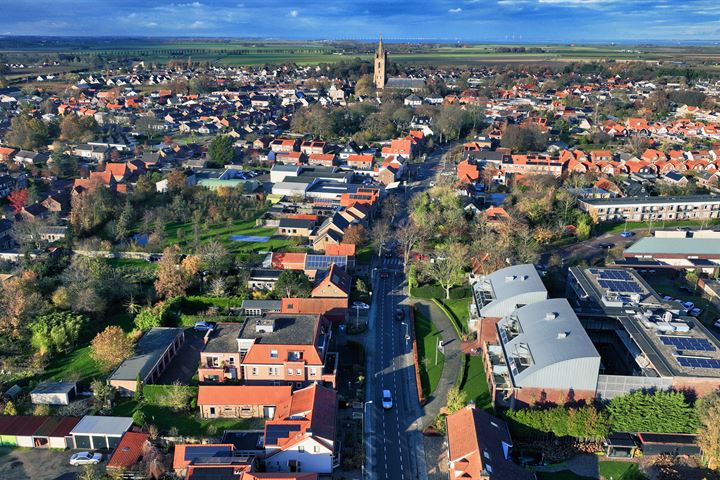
[0,416,49,448]
[69,416,133,450]
[30,381,77,406]
[32,417,80,449]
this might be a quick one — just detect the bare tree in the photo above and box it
[420,243,469,299]
[370,219,391,258]
[381,195,402,223]
[394,219,427,271]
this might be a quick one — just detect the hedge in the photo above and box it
[411,285,471,300]
[181,295,246,314]
[432,298,467,336]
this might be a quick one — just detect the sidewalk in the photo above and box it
[412,299,462,429]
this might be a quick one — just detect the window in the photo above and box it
[314,446,319,453]
[228,357,235,365]
[309,368,317,377]
[251,367,258,376]
[296,369,301,376]
[288,368,294,376]
[298,446,305,453]
[270,350,278,359]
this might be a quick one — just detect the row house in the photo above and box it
[579,195,720,223]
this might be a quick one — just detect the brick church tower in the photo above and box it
[373,34,387,90]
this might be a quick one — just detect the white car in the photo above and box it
[352,302,370,310]
[70,452,102,466]
[382,389,393,410]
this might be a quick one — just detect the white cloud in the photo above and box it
[449,7,462,13]
[289,9,299,17]
[145,21,158,27]
[189,20,205,28]
[177,2,204,6]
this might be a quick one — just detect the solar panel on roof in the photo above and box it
[265,424,301,445]
[676,356,720,369]
[184,445,232,461]
[661,336,716,352]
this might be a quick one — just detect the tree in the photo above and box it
[355,74,374,97]
[5,115,50,150]
[343,224,367,245]
[59,114,98,143]
[166,169,187,192]
[697,390,720,470]
[3,401,17,416]
[91,378,115,412]
[154,246,199,298]
[274,270,312,298]
[421,243,469,299]
[501,124,547,153]
[199,240,230,274]
[166,380,193,412]
[370,219,391,258]
[90,326,134,372]
[7,188,28,214]
[381,195,402,223]
[607,390,698,434]
[394,220,427,271]
[30,311,87,357]
[70,183,115,236]
[208,135,234,166]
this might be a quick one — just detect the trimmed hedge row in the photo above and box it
[411,285,471,300]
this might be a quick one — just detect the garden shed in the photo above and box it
[30,381,77,405]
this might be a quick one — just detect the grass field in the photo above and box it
[460,355,492,411]
[112,399,261,436]
[105,258,157,270]
[414,310,444,398]
[441,297,471,333]
[165,218,296,255]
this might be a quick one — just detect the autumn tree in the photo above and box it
[166,169,187,192]
[421,243,469,299]
[154,246,200,298]
[70,183,115,236]
[59,114,98,144]
[7,188,28,214]
[343,224,367,245]
[90,326,134,372]
[355,74,374,97]
[0,271,44,338]
[5,114,51,150]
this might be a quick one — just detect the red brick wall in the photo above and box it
[513,387,596,408]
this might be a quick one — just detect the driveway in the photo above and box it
[0,447,88,480]
[156,328,205,385]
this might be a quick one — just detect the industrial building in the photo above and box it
[567,267,720,399]
[620,230,720,273]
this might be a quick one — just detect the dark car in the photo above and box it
[598,242,614,249]
[380,270,389,279]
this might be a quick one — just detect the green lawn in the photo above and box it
[414,310,444,398]
[460,355,492,411]
[599,461,645,480]
[165,218,296,255]
[441,297,471,333]
[113,399,261,436]
[104,258,158,270]
[537,471,594,480]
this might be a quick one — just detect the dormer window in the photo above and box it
[270,350,278,359]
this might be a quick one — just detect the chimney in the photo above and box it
[545,312,558,321]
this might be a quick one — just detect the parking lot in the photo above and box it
[156,328,205,385]
[0,447,91,480]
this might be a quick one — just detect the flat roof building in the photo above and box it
[579,195,720,223]
[622,231,720,273]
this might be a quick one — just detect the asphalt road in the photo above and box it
[364,147,447,480]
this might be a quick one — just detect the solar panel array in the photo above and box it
[660,336,716,352]
[676,356,720,369]
[184,445,232,461]
[305,255,347,270]
[265,424,301,446]
[590,269,644,294]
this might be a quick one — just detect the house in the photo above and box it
[381,138,415,159]
[457,159,481,184]
[660,172,689,186]
[278,218,315,238]
[248,269,284,290]
[263,384,338,474]
[108,327,185,395]
[280,298,348,324]
[346,154,374,170]
[446,406,535,480]
[173,444,244,478]
[21,203,49,221]
[307,153,337,167]
[300,140,326,156]
[69,416,133,450]
[0,218,13,249]
[579,195,720,223]
[14,150,49,166]
[242,299,282,317]
[0,147,17,163]
[30,381,77,406]
[271,138,300,154]
[198,315,337,388]
[198,385,292,419]
[311,264,351,299]
[73,144,110,162]
[404,94,422,107]
[106,432,150,471]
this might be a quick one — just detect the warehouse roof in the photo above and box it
[109,327,183,382]
[626,237,720,256]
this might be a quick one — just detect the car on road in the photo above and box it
[598,242,614,249]
[620,231,635,238]
[69,452,102,466]
[382,389,393,410]
[352,301,370,310]
[384,250,394,258]
[193,321,215,332]
[380,270,389,279]
[395,308,404,321]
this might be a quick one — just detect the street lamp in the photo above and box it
[401,321,410,344]
[362,400,374,480]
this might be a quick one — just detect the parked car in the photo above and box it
[352,301,370,310]
[380,270,390,279]
[382,389,393,410]
[690,307,703,317]
[682,301,695,309]
[395,308,404,321]
[662,295,673,302]
[70,452,102,466]
[715,319,720,328]
[598,242,614,249]
[193,321,215,332]
[620,231,635,238]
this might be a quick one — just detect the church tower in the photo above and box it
[373,34,387,90]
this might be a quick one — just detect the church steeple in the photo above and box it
[373,34,387,90]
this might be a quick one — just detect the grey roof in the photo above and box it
[581,194,720,206]
[278,218,315,229]
[241,299,282,310]
[109,327,183,381]
[273,181,309,192]
[499,299,600,389]
[31,381,76,396]
[271,164,302,173]
[70,416,133,436]
[203,323,243,353]
[203,315,321,353]
[626,237,720,256]
[249,268,283,280]
[385,77,426,89]
[477,264,546,315]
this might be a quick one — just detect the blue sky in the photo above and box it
[1,0,719,42]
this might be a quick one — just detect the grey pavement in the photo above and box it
[412,299,462,430]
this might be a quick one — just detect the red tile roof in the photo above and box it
[197,386,292,406]
[107,432,150,469]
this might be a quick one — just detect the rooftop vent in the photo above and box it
[557,331,569,339]
[663,311,673,323]
[545,312,558,321]
[255,318,276,333]
[505,275,516,282]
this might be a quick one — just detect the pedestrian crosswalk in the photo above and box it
[383,257,403,267]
